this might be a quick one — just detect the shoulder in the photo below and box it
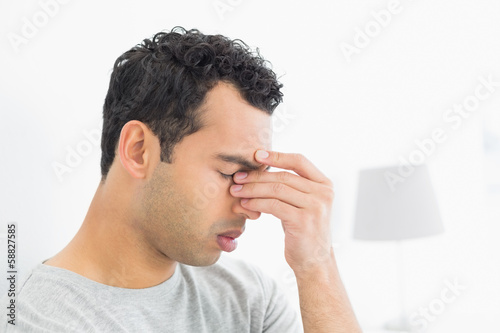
[1,263,74,331]
[2,263,105,332]
[14,263,91,303]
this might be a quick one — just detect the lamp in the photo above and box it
[353,164,444,331]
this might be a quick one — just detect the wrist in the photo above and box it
[292,246,339,282]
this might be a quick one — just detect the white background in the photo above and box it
[1,0,499,332]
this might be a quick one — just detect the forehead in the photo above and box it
[198,82,273,154]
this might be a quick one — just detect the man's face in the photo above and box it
[138,82,272,266]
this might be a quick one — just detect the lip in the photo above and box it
[217,230,243,239]
[216,230,243,253]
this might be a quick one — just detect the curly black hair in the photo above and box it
[100,26,283,179]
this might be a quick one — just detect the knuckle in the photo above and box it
[323,186,335,202]
[311,202,323,215]
[274,152,281,163]
[278,171,290,183]
[309,197,328,217]
[271,198,281,210]
[272,182,285,194]
[302,196,315,211]
[294,153,306,163]
[301,209,315,224]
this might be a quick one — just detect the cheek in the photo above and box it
[183,171,232,212]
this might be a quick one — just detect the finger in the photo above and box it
[233,170,312,194]
[254,150,332,185]
[230,182,311,209]
[240,197,302,222]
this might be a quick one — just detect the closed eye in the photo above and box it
[219,171,239,180]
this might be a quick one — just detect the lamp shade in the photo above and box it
[353,165,444,241]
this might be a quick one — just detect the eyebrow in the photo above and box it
[212,152,271,172]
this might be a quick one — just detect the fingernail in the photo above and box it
[241,198,249,204]
[234,172,247,180]
[256,150,269,159]
[231,184,243,192]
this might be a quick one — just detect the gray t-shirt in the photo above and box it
[2,255,302,332]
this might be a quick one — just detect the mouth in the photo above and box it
[216,229,243,253]
[218,230,243,239]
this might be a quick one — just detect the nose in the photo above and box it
[232,199,261,220]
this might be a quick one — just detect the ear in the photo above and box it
[117,120,160,179]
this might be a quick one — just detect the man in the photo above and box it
[4,27,361,332]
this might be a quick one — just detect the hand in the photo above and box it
[231,150,335,274]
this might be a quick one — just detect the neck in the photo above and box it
[45,180,177,289]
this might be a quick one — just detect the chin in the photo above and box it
[181,252,222,267]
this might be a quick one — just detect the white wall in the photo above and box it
[1,0,499,331]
